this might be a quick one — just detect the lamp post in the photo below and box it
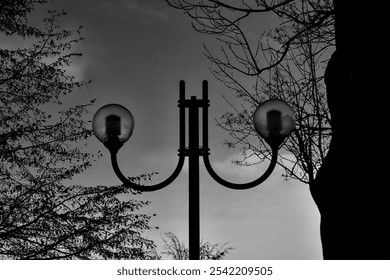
[92,80,295,260]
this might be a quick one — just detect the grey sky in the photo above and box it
[24,0,322,259]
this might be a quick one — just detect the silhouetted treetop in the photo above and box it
[1,0,157,259]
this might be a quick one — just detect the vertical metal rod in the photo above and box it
[179,80,186,152]
[202,80,209,151]
[188,95,200,260]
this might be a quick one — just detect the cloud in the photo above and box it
[118,0,169,23]
[211,151,301,184]
[213,152,271,180]
[80,0,169,24]
[180,153,258,180]
[121,0,138,9]
[144,9,169,22]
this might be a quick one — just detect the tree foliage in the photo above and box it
[166,0,335,184]
[0,0,156,259]
[166,0,390,260]
[160,232,233,260]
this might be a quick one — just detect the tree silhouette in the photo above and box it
[166,0,333,183]
[160,232,233,260]
[0,0,156,259]
[165,0,389,259]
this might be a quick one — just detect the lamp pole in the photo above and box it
[188,94,201,260]
[92,80,295,260]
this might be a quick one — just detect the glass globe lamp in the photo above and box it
[92,104,134,152]
[253,99,295,148]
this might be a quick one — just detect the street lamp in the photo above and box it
[253,99,295,149]
[92,104,134,153]
[92,80,295,260]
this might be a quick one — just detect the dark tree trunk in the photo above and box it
[310,0,389,259]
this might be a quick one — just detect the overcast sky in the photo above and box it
[30,0,322,259]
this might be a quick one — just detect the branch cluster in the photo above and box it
[166,0,335,184]
[0,182,156,259]
[1,0,156,259]
[160,232,233,260]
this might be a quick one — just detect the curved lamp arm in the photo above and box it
[111,151,185,192]
[103,81,188,192]
[201,80,279,190]
[203,147,278,190]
